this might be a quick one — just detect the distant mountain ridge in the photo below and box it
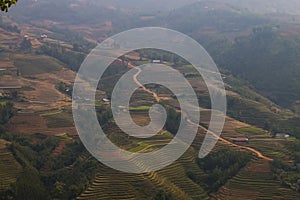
[13,0,300,15]
[79,0,300,15]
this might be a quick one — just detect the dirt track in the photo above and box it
[128,61,273,162]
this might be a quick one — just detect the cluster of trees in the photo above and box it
[212,26,300,109]
[0,132,98,200]
[37,43,85,71]
[0,102,13,124]
[41,141,98,199]
[20,38,32,52]
[44,26,96,53]
[165,108,181,135]
[57,82,72,96]
[154,190,174,200]
[271,141,300,192]
[96,105,113,126]
[193,149,251,191]
[271,157,300,192]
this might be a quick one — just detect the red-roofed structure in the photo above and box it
[232,138,249,142]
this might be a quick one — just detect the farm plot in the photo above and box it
[214,158,300,200]
[77,163,156,200]
[8,113,48,135]
[78,145,209,200]
[15,72,73,112]
[0,149,22,191]
[13,54,63,76]
[8,112,77,136]
[44,110,74,128]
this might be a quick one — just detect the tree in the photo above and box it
[20,38,32,51]
[154,190,173,200]
[15,168,49,200]
[0,0,18,12]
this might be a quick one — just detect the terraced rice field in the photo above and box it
[44,110,74,128]
[13,54,63,76]
[149,149,209,199]
[0,149,22,191]
[78,117,209,200]
[77,165,156,200]
[79,61,298,199]
[214,158,300,200]
[246,139,293,161]
[78,147,209,200]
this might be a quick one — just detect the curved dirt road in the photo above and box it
[128,61,273,162]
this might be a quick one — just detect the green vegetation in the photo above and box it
[130,105,151,111]
[0,0,17,12]
[0,101,13,125]
[218,158,300,199]
[236,126,265,135]
[44,111,74,128]
[15,168,47,200]
[154,190,174,200]
[0,149,22,194]
[222,75,300,139]
[0,130,99,199]
[165,108,181,135]
[272,140,300,190]
[168,2,267,34]
[57,82,72,96]
[96,105,112,127]
[215,27,300,109]
[0,2,300,199]
[37,43,85,71]
[196,149,251,192]
[13,54,63,76]
[19,38,32,52]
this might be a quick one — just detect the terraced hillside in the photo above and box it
[77,147,209,200]
[1,10,300,199]
[214,158,300,200]
[0,148,22,191]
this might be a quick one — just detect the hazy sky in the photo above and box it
[91,0,198,11]
[23,0,300,15]
[95,0,300,14]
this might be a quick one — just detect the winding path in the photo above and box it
[128,61,273,162]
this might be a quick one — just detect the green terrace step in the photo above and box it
[0,149,22,191]
[216,158,300,200]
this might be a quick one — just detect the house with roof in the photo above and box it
[275,133,290,138]
[232,138,249,143]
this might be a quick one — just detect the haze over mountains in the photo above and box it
[83,0,300,14]
[1,0,300,199]
[15,0,300,14]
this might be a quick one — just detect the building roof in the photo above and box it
[275,133,290,138]
[232,138,249,142]
[152,60,161,63]
[102,98,110,102]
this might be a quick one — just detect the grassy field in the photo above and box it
[129,105,151,112]
[44,110,74,128]
[0,101,7,106]
[13,54,63,76]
